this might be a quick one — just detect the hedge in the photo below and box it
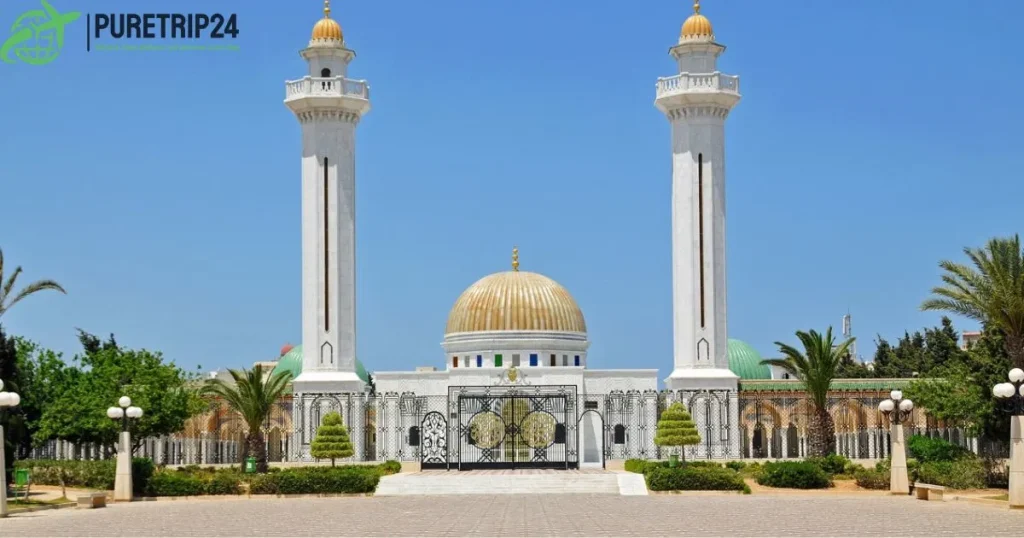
[755,461,832,489]
[247,465,381,495]
[14,458,154,495]
[915,460,986,490]
[906,435,973,463]
[645,466,749,493]
[625,459,722,475]
[805,454,850,476]
[854,468,889,490]
[378,460,401,475]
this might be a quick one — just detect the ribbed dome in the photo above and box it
[311,1,343,42]
[273,345,369,384]
[312,18,342,41]
[445,271,587,335]
[727,339,771,380]
[680,1,714,41]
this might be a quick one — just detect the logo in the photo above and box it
[1,0,80,65]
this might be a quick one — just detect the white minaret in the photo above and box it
[656,2,741,390]
[285,1,370,393]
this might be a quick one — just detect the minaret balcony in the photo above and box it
[655,72,740,112]
[284,76,371,116]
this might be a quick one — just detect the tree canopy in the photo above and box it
[0,247,66,319]
[34,330,204,450]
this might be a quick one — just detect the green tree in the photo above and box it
[763,328,854,457]
[922,235,1024,369]
[653,402,701,462]
[871,318,967,378]
[8,336,72,458]
[904,364,990,437]
[309,411,354,466]
[35,330,204,453]
[201,365,291,473]
[0,247,66,319]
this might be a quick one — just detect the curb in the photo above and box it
[648,490,748,496]
[4,502,77,516]
[131,492,375,502]
[948,495,1012,508]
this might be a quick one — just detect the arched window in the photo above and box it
[613,424,626,445]
[320,68,331,77]
[554,424,566,444]
[409,426,420,446]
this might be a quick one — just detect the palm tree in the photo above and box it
[762,328,854,457]
[0,247,66,318]
[201,365,291,472]
[921,235,1024,369]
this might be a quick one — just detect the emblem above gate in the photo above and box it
[496,366,531,386]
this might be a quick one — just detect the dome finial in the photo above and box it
[694,0,701,14]
[512,246,519,272]
[324,0,331,18]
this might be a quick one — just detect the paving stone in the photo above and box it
[1,494,1022,536]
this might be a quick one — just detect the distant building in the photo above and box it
[961,331,982,351]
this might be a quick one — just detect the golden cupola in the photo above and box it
[444,248,587,335]
[311,0,343,42]
[680,1,714,42]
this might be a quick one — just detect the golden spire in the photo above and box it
[311,0,343,41]
[512,246,520,272]
[694,0,701,13]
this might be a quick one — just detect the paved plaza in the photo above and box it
[2,494,1023,537]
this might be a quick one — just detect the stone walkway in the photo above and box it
[2,494,1023,536]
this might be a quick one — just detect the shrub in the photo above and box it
[725,461,747,471]
[378,460,401,475]
[247,465,380,495]
[916,459,986,490]
[907,435,972,463]
[876,457,921,483]
[148,472,206,497]
[854,468,889,490]
[205,471,242,495]
[756,461,832,489]
[805,454,850,476]
[645,466,747,492]
[14,458,154,495]
[653,403,701,459]
[625,459,648,474]
[310,411,354,466]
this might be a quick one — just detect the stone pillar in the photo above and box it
[114,431,133,501]
[1010,415,1023,509]
[890,423,909,495]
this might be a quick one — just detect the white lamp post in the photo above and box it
[107,396,143,502]
[0,379,22,518]
[878,389,914,495]
[993,368,1024,509]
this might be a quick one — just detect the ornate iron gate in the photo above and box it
[419,411,448,469]
[452,385,577,470]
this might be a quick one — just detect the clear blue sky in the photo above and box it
[2,0,1023,376]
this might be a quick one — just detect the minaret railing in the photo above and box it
[656,72,739,97]
[285,76,370,99]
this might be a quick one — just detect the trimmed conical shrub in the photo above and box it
[654,402,701,461]
[310,411,354,466]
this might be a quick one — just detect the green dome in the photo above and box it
[273,345,370,384]
[727,339,771,380]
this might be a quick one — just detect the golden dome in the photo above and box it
[445,252,586,335]
[311,1,343,41]
[681,1,714,41]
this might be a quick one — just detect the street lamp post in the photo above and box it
[0,379,22,518]
[878,389,914,495]
[992,368,1024,509]
[107,396,143,502]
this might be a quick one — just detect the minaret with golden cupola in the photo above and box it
[656,1,741,390]
[285,0,371,394]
